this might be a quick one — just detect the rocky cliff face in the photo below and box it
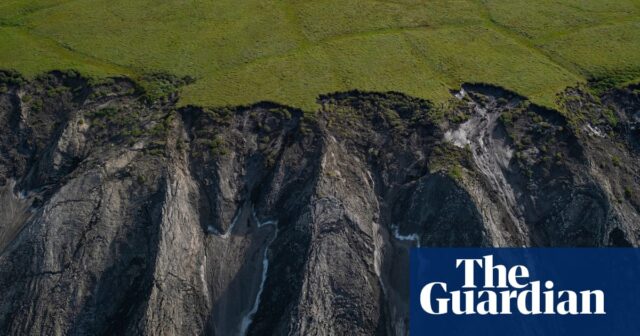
[0,71,638,335]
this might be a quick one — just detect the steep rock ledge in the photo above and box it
[0,72,638,335]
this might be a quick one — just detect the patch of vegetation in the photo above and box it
[556,88,597,129]
[448,164,464,181]
[499,100,534,128]
[195,135,228,157]
[0,0,639,110]
[30,99,44,113]
[429,98,470,125]
[145,148,165,157]
[204,107,234,126]
[85,105,164,142]
[611,155,622,168]
[624,186,633,199]
[429,143,471,182]
[137,73,194,103]
[602,108,619,127]
[87,106,118,119]
[0,70,24,86]
[320,91,432,138]
[382,108,403,129]
[589,69,640,95]
[268,107,292,120]
[298,114,315,136]
[46,85,69,97]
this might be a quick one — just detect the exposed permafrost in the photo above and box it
[444,127,470,148]
[454,88,467,100]
[584,124,606,138]
[446,96,527,245]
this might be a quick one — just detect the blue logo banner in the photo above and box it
[410,248,640,335]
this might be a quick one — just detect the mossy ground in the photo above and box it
[1,0,639,110]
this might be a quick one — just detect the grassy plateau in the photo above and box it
[1,0,639,110]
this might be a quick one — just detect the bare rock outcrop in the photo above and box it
[0,72,638,335]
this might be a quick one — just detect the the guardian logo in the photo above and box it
[420,255,605,316]
[410,249,640,335]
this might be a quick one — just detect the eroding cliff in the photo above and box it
[0,71,638,335]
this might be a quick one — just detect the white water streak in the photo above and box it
[238,210,278,336]
[207,210,241,239]
[200,254,210,302]
[391,225,421,247]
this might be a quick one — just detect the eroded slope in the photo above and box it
[0,72,638,335]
